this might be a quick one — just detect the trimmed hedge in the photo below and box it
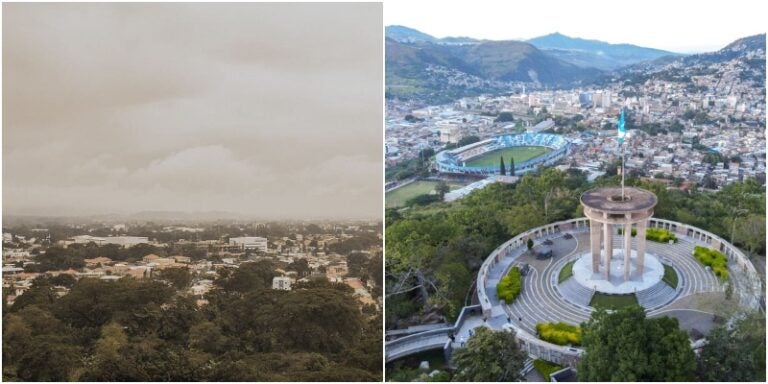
[533,359,563,382]
[558,260,575,284]
[536,322,582,346]
[646,227,677,243]
[617,227,637,237]
[662,264,679,289]
[693,246,729,280]
[497,266,522,303]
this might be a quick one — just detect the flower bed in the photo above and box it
[536,321,581,346]
[496,266,522,303]
[693,246,729,280]
[646,227,677,243]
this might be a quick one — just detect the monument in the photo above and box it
[572,109,663,292]
[580,187,657,281]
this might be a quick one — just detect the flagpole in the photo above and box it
[622,140,625,200]
[618,108,625,200]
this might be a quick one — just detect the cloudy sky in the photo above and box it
[385,0,767,53]
[3,3,382,220]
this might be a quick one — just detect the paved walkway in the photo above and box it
[497,230,726,335]
[388,227,738,364]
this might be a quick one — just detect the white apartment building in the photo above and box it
[70,235,149,247]
[272,276,292,291]
[229,236,268,252]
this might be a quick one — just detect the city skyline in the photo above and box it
[384,0,767,53]
[3,3,383,220]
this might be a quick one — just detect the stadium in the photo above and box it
[435,133,571,176]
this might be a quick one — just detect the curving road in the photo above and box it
[503,230,725,334]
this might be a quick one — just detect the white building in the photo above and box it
[229,236,268,252]
[70,235,148,247]
[272,276,292,291]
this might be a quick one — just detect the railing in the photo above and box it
[648,218,763,310]
[453,304,482,333]
[475,216,763,366]
[384,304,483,362]
[386,217,763,364]
[477,218,590,318]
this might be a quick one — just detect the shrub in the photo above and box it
[558,260,575,284]
[646,228,677,243]
[496,267,522,303]
[662,264,678,289]
[533,359,563,382]
[693,246,729,280]
[536,322,581,346]
[617,227,637,237]
[406,194,441,207]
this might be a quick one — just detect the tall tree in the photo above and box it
[509,156,515,176]
[155,267,192,290]
[499,156,506,176]
[435,181,450,201]
[451,327,527,381]
[697,311,765,381]
[578,305,696,381]
[733,214,766,255]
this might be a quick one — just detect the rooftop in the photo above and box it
[580,187,657,212]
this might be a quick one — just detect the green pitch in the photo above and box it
[386,180,466,208]
[464,146,551,167]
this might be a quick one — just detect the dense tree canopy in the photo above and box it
[2,268,380,381]
[386,170,764,326]
[457,135,481,147]
[578,305,696,381]
[451,327,527,382]
[697,311,766,382]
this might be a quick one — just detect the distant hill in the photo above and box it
[385,25,439,43]
[527,32,678,70]
[386,25,480,45]
[679,33,766,65]
[605,34,766,88]
[386,31,602,103]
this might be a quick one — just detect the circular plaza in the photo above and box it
[475,187,763,365]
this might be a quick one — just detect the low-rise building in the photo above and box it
[229,236,268,252]
[272,276,292,291]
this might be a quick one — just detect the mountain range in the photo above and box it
[386,30,603,103]
[526,32,677,70]
[385,26,677,101]
[386,26,764,103]
[609,33,766,86]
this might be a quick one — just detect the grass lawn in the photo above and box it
[663,264,678,289]
[534,359,564,382]
[386,180,465,208]
[465,146,551,168]
[558,260,575,284]
[590,293,638,310]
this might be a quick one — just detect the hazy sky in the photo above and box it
[3,3,383,220]
[385,0,767,53]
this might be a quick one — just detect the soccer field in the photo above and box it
[464,146,551,168]
[386,180,466,208]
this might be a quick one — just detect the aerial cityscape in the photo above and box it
[2,3,382,381]
[2,1,766,383]
[384,2,765,381]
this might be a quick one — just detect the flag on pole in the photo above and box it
[617,109,626,145]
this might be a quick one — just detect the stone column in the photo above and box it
[590,219,602,273]
[623,221,632,281]
[636,220,647,275]
[603,222,612,279]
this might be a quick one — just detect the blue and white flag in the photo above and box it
[617,109,626,145]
